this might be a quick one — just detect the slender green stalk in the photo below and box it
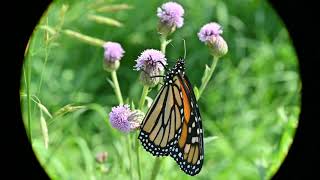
[134,85,149,180]
[135,132,142,180]
[197,56,219,100]
[37,41,50,96]
[139,85,149,109]
[126,135,133,180]
[111,71,124,105]
[157,35,170,91]
[150,158,164,180]
[37,18,51,96]
[160,35,170,54]
[25,60,32,143]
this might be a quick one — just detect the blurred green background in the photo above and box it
[20,0,300,179]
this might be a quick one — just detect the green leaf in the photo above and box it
[106,77,114,88]
[145,96,153,109]
[193,86,199,99]
[201,65,211,85]
[88,14,123,27]
[54,104,86,117]
[131,100,136,110]
[38,103,52,119]
[74,137,94,179]
[216,2,229,26]
[204,136,218,144]
[40,115,49,149]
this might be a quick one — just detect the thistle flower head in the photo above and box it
[103,42,125,62]
[197,22,223,43]
[198,22,228,57]
[109,105,144,132]
[134,49,167,86]
[109,104,132,132]
[135,49,167,72]
[157,2,184,28]
[157,2,184,36]
[103,42,125,71]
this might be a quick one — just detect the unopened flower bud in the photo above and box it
[198,22,228,57]
[103,42,125,72]
[208,36,228,58]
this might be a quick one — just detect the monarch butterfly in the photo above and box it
[138,58,204,176]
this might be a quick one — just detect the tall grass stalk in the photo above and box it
[25,60,32,143]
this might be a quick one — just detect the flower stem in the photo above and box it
[126,135,133,180]
[160,36,167,54]
[197,56,219,100]
[158,35,170,90]
[139,85,149,109]
[160,35,171,54]
[150,158,164,180]
[135,85,149,180]
[135,132,142,180]
[111,71,124,105]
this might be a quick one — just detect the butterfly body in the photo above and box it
[138,59,204,176]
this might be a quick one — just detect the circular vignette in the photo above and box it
[15,0,310,179]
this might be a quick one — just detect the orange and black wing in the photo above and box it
[169,74,204,176]
[138,76,184,156]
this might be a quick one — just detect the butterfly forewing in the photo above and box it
[139,75,184,156]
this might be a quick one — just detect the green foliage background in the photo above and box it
[21,0,300,179]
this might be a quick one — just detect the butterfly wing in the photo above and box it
[169,75,204,176]
[138,76,184,156]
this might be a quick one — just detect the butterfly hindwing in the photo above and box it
[169,75,204,176]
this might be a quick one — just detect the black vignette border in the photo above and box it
[6,0,52,179]
[269,0,318,179]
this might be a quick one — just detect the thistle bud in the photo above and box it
[208,36,228,58]
[103,42,125,72]
[198,22,228,57]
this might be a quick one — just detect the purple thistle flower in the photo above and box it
[109,104,132,132]
[103,42,125,62]
[109,105,143,132]
[135,49,167,87]
[198,22,228,57]
[135,49,167,73]
[197,22,223,43]
[157,2,184,28]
